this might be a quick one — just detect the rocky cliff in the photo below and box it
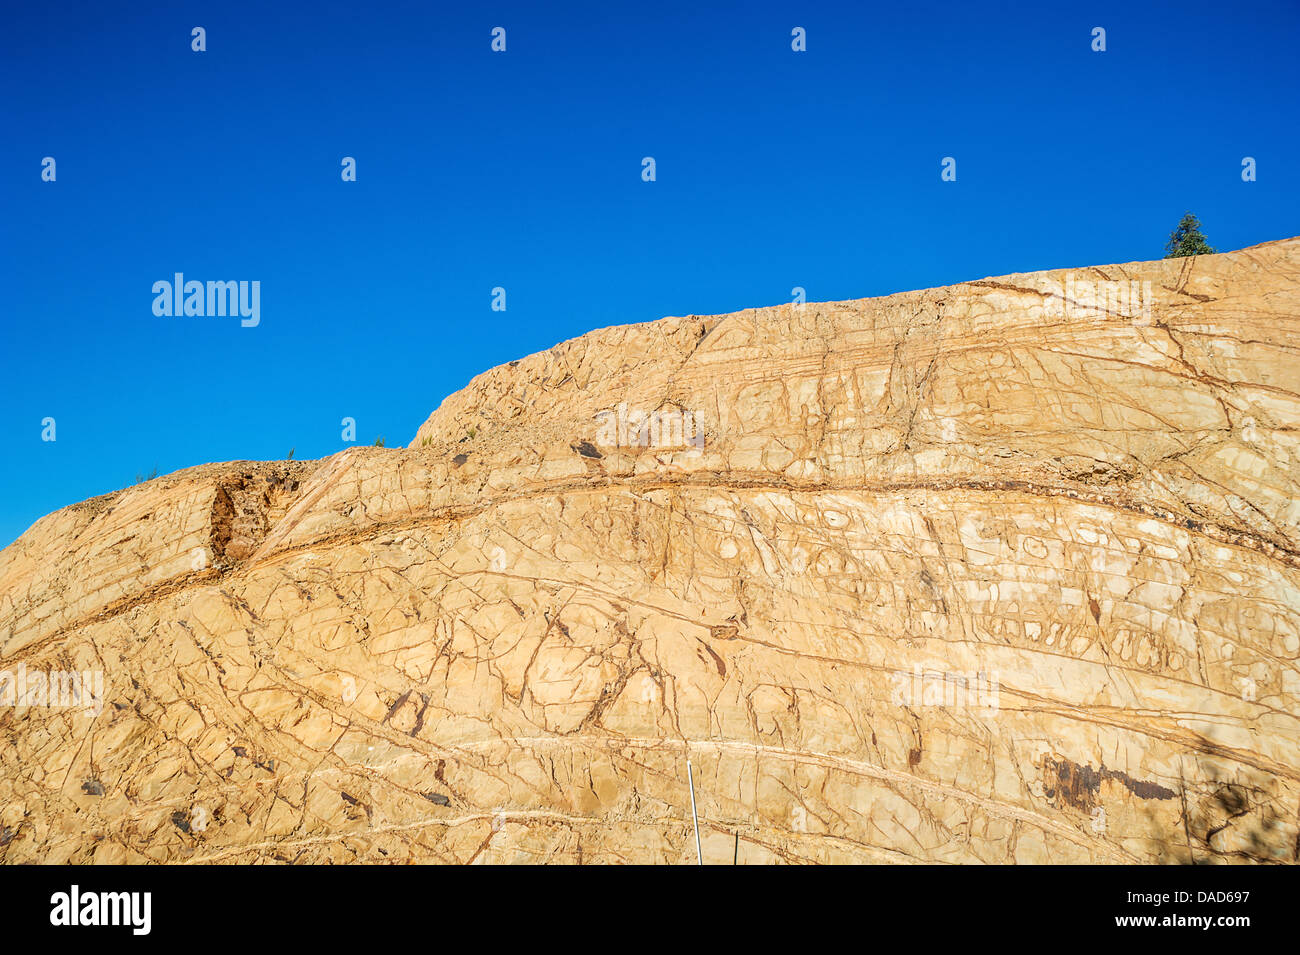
[3,239,1299,863]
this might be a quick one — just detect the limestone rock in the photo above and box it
[3,239,1299,863]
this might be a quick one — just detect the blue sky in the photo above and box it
[2,0,1298,546]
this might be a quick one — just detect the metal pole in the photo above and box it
[687,759,703,865]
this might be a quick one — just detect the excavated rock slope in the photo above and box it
[3,239,1299,863]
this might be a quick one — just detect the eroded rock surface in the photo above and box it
[3,240,1299,863]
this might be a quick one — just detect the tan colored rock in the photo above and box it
[3,240,1299,863]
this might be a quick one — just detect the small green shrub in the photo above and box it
[1165,212,1216,258]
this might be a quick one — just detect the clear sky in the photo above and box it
[2,0,1298,547]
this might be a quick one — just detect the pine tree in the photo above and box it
[1165,212,1216,258]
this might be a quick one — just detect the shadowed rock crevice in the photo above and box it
[209,467,308,568]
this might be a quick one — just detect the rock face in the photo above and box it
[3,240,1299,864]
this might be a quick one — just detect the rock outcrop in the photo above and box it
[3,239,1299,863]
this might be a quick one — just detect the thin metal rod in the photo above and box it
[687,759,703,865]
